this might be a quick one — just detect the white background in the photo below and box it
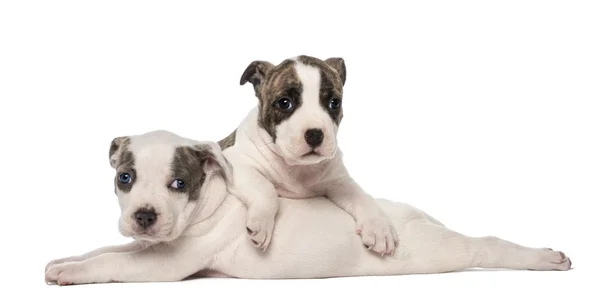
[1,0,598,302]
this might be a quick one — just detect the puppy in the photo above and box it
[44,130,571,286]
[220,55,397,255]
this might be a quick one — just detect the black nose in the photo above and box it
[304,129,324,148]
[134,209,157,228]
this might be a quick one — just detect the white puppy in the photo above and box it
[220,55,397,256]
[45,130,571,286]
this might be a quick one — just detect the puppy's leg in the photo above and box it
[45,241,144,272]
[326,176,398,256]
[402,221,572,274]
[229,167,278,251]
[45,242,208,285]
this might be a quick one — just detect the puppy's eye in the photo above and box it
[170,179,185,189]
[274,98,294,111]
[329,98,342,109]
[118,173,132,184]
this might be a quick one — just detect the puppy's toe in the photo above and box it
[527,249,573,271]
[45,265,60,283]
[246,226,258,236]
[359,218,397,256]
[250,228,273,251]
[360,232,376,251]
[544,250,572,270]
[371,233,388,256]
[46,261,93,286]
[246,216,274,251]
[45,256,81,273]
[385,234,396,255]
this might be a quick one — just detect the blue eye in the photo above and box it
[118,173,132,184]
[170,179,185,189]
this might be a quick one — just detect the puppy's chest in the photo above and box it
[270,168,328,199]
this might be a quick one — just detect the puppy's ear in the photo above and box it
[109,136,130,169]
[192,142,233,182]
[325,57,347,86]
[240,60,274,96]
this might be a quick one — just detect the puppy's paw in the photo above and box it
[246,212,275,252]
[357,216,398,256]
[45,256,82,273]
[45,262,88,286]
[529,249,573,271]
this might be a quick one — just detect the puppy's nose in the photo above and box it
[304,128,324,148]
[134,209,157,228]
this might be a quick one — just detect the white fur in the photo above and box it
[224,60,398,255]
[273,61,338,164]
[44,131,572,285]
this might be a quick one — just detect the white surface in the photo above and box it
[0,0,597,302]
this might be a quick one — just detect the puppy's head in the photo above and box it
[241,55,346,166]
[108,130,231,243]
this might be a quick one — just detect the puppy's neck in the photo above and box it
[184,174,230,235]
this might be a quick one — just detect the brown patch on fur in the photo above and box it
[115,148,136,193]
[324,57,347,85]
[240,55,347,139]
[218,129,237,150]
[240,61,275,97]
[258,60,303,140]
[109,136,135,193]
[171,145,212,202]
[318,68,344,125]
[109,136,130,168]
[297,55,345,125]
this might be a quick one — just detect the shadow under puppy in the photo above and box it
[220,55,397,256]
[44,130,572,286]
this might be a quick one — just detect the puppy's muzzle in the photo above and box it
[134,208,157,228]
[304,128,324,148]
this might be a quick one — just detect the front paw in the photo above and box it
[357,216,399,256]
[45,262,88,286]
[246,212,275,252]
[45,256,82,273]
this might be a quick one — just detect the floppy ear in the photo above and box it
[240,60,275,96]
[192,142,233,182]
[325,57,347,86]
[109,136,130,169]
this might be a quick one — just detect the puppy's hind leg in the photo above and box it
[401,221,572,274]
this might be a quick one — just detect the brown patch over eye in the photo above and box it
[257,60,303,141]
[115,149,136,193]
[318,68,343,125]
[170,146,210,202]
[251,55,346,139]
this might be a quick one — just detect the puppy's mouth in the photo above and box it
[280,150,329,166]
[302,150,321,157]
[121,222,169,240]
[130,228,170,242]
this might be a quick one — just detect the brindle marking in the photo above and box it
[170,145,212,201]
[240,61,275,97]
[108,136,136,193]
[109,136,130,168]
[218,129,237,150]
[239,55,347,140]
[323,57,346,85]
[297,56,345,125]
[115,148,136,193]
